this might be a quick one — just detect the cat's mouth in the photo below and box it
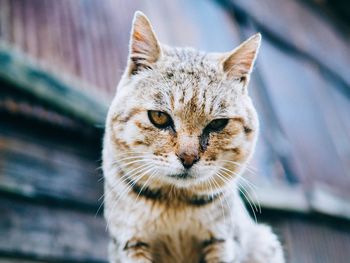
[167,172,192,180]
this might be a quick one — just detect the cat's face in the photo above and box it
[104,12,260,194]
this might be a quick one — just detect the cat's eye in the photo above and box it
[205,118,229,132]
[148,110,173,129]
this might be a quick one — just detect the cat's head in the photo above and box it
[104,12,261,194]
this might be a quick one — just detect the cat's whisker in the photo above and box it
[216,162,258,188]
[214,170,258,223]
[213,167,261,217]
[204,176,221,222]
[115,164,155,193]
[219,159,258,177]
[95,165,103,172]
[237,179,261,214]
[218,168,260,218]
[135,168,158,203]
[217,165,260,200]
[205,176,216,222]
[238,185,258,223]
[209,175,227,225]
[216,171,235,224]
[218,166,261,213]
[236,180,259,213]
[112,159,156,172]
[112,151,152,158]
[98,164,153,218]
[128,166,157,207]
[111,153,153,162]
[101,162,154,202]
[106,163,155,230]
[110,162,155,192]
[113,155,152,164]
[237,182,261,214]
[219,171,261,215]
[97,174,104,182]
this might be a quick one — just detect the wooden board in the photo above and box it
[267,215,350,263]
[221,0,350,89]
[257,38,350,217]
[0,197,108,262]
[2,195,350,263]
[0,0,242,98]
[0,117,103,212]
[0,42,108,126]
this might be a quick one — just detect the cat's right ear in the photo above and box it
[127,11,161,76]
[221,33,261,86]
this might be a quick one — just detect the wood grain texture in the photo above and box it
[0,0,242,98]
[221,0,350,89]
[0,115,103,212]
[0,197,108,262]
[263,214,350,263]
[1,198,350,263]
[0,42,108,126]
[257,38,350,215]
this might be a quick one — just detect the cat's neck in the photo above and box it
[126,177,223,206]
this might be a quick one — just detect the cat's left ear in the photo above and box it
[221,33,261,85]
[127,11,162,75]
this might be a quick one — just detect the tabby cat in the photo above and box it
[103,11,284,263]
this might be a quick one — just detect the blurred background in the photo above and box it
[0,0,350,262]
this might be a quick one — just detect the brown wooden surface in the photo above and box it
[0,119,103,211]
[0,196,108,262]
[223,0,350,89]
[258,39,350,192]
[269,213,350,263]
[0,0,242,98]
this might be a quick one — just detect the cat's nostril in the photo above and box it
[178,152,199,169]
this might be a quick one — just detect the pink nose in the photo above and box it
[177,152,199,169]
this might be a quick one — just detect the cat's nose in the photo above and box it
[177,152,199,169]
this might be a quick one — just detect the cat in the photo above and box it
[102,11,284,263]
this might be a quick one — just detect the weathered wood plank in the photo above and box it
[0,0,244,97]
[0,197,108,262]
[221,0,350,89]
[0,260,49,263]
[0,42,108,126]
[266,215,350,263]
[257,38,350,217]
[0,118,103,211]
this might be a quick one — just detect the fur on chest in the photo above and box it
[105,193,233,263]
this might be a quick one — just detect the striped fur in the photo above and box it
[103,11,284,263]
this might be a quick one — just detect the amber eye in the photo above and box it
[205,118,229,132]
[148,110,173,129]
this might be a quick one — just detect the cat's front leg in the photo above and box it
[201,238,237,263]
[243,225,284,263]
[109,238,154,263]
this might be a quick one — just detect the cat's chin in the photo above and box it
[167,172,192,180]
[161,172,215,189]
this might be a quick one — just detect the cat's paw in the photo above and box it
[201,238,236,263]
[121,239,154,263]
[244,225,284,263]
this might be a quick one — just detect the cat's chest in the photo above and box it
[132,203,213,263]
[109,197,221,238]
[106,193,238,263]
